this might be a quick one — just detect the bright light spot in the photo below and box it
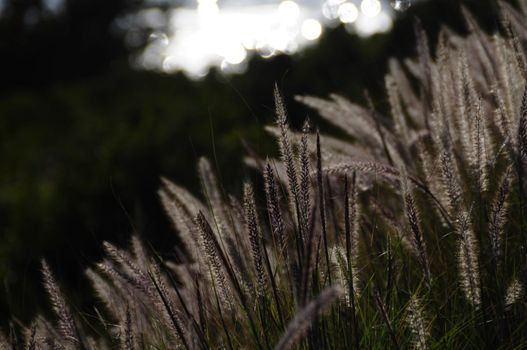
[139,8,166,28]
[223,44,247,64]
[393,0,412,11]
[241,37,257,50]
[301,19,322,41]
[322,0,347,20]
[197,0,219,19]
[256,42,276,58]
[162,56,179,73]
[355,10,392,36]
[267,30,290,51]
[130,0,409,78]
[278,1,300,25]
[361,0,382,17]
[149,32,169,46]
[338,3,359,23]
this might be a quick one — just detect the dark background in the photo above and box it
[0,0,500,323]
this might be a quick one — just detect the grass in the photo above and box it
[4,1,527,349]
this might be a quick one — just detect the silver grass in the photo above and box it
[164,261,202,318]
[455,209,481,306]
[461,7,496,86]
[494,36,519,136]
[491,82,513,142]
[195,212,234,311]
[507,21,527,79]
[298,122,320,306]
[471,100,489,192]
[197,157,223,213]
[96,260,168,341]
[264,124,370,166]
[0,332,7,350]
[41,260,81,348]
[93,260,157,336]
[294,95,370,140]
[331,92,406,166]
[245,155,290,193]
[25,324,36,350]
[435,30,457,134]
[197,159,250,286]
[329,246,347,299]
[370,198,416,254]
[44,338,67,350]
[158,187,200,260]
[95,259,149,298]
[274,285,342,350]
[518,86,527,165]
[494,33,516,125]
[416,140,449,221]
[120,306,134,350]
[499,1,527,45]
[85,268,124,321]
[149,261,189,347]
[197,157,232,239]
[296,94,401,164]
[130,235,149,269]
[456,52,477,166]
[0,332,8,350]
[488,171,510,264]
[243,182,267,297]
[160,177,206,215]
[274,85,301,225]
[331,245,360,303]
[264,161,287,262]
[159,178,211,266]
[460,54,489,192]
[86,336,107,350]
[414,19,432,103]
[388,58,423,125]
[324,160,403,184]
[227,194,256,282]
[386,74,409,147]
[32,316,68,350]
[102,242,153,295]
[299,120,312,232]
[401,168,431,285]
[505,278,524,306]
[347,171,361,296]
[437,133,462,215]
[519,0,527,17]
[505,28,526,123]
[373,288,399,350]
[406,295,430,350]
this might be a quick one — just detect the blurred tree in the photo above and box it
[0,0,139,88]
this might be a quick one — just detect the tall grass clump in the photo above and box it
[4,1,527,349]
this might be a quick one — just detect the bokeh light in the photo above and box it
[278,1,300,24]
[126,0,416,78]
[301,19,323,40]
[393,0,412,11]
[338,2,359,23]
[223,44,247,65]
[360,0,382,17]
